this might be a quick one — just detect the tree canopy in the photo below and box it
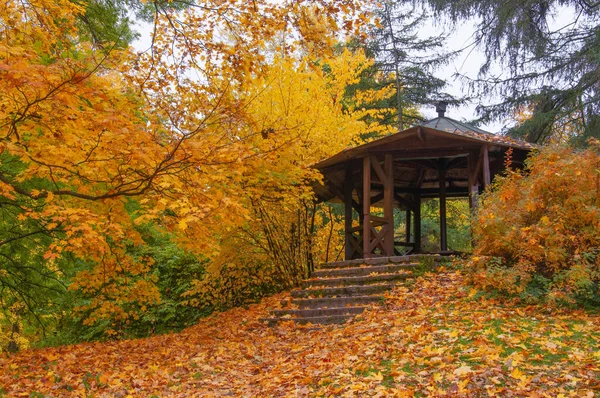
[407,0,600,144]
[0,0,376,345]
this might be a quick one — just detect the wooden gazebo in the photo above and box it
[313,103,535,260]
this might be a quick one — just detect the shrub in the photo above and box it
[466,140,600,306]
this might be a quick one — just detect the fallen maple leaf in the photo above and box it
[511,367,528,382]
[365,371,384,382]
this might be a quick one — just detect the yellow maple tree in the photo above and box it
[0,0,373,339]
[183,50,389,308]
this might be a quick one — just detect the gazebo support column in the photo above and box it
[482,145,491,187]
[414,194,421,253]
[439,166,448,252]
[362,155,395,258]
[363,157,372,258]
[344,162,354,261]
[383,154,394,255]
[468,151,480,210]
[405,209,411,244]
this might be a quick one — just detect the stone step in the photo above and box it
[264,255,452,327]
[302,272,411,288]
[271,306,367,318]
[291,295,384,309]
[318,257,398,269]
[290,283,396,298]
[318,255,448,269]
[261,314,355,326]
[311,263,417,278]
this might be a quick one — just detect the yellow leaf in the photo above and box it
[178,219,188,230]
[510,367,526,381]
[366,371,384,381]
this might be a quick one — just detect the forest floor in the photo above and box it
[1,268,599,397]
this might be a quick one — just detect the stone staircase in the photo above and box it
[261,255,447,326]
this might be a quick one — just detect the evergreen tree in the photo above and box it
[365,2,459,131]
[74,0,187,48]
[403,0,600,144]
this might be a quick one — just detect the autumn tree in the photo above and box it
[182,50,385,311]
[402,0,600,145]
[0,0,369,345]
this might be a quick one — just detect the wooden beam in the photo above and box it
[394,192,413,209]
[405,209,411,243]
[472,148,483,184]
[415,168,425,188]
[373,184,469,196]
[363,156,371,259]
[383,153,394,256]
[329,182,361,213]
[370,192,385,205]
[367,148,475,159]
[414,194,421,253]
[482,145,491,187]
[368,224,389,253]
[418,177,470,185]
[439,165,448,252]
[467,151,479,211]
[370,215,388,226]
[344,162,354,261]
[370,156,387,184]
[467,153,478,249]
[420,191,469,199]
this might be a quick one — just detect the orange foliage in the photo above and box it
[0,0,369,334]
[467,140,600,304]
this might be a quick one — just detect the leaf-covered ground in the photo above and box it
[2,269,599,397]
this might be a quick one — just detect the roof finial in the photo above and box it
[436,101,448,118]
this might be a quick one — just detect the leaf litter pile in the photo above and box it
[2,270,599,396]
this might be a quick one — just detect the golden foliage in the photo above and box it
[182,51,380,308]
[0,0,370,334]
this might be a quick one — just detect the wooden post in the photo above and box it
[363,156,371,259]
[482,145,491,188]
[414,194,421,253]
[405,209,411,243]
[344,162,354,260]
[439,165,448,252]
[383,154,394,255]
[467,152,479,211]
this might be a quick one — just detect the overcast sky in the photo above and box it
[416,17,502,132]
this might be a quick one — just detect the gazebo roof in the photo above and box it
[314,116,535,171]
[421,117,535,149]
[312,115,535,205]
